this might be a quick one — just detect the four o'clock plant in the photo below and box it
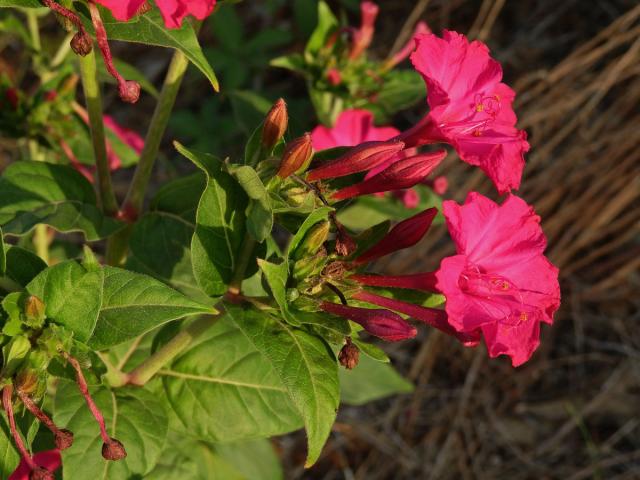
[0,1,559,478]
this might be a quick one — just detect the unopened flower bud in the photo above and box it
[24,295,46,326]
[338,339,359,369]
[262,98,288,150]
[70,31,92,56]
[277,133,313,178]
[102,437,127,461]
[118,80,141,104]
[55,429,74,450]
[29,467,55,480]
[293,248,328,281]
[294,221,330,260]
[327,68,342,86]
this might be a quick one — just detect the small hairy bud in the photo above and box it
[29,467,55,480]
[70,31,92,56]
[55,429,74,450]
[24,295,46,325]
[338,339,359,370]
[277,133,313,178]
[118,80,141,104]
[102,437,127,461]
[262,98,288,150]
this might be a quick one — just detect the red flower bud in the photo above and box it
[102,437,127,461]
[350,1,379,59]
[55,429,74,450]
[353,291,481,346]
[118,80,141,104]
[262,98,288,150]
[277,133,314,178]
[327,68,342,86]
[350,272,438,292]
[338,339,359,369]
[320,301,416,341]
[306,140,404,181]
[332,150,446,200]
[354,207,437,264]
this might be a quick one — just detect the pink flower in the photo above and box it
[386,20,431,69]
[311,109,399,151]
[400,31,529,194]
[9,450,61,480]
[94,0,216,28]
[435,192,560,366]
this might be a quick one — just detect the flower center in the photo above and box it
[458,265,537,327]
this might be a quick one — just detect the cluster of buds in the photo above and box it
[41,0,141,103]
[0,297,126,479]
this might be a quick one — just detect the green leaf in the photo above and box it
[126,212,207,302]
[305,1,338,57]
[365,70,426,121]
[0,161,123,241]
[161,313,303,442]
[228,165,273,242]
[1,246,47,289]
[54,382,168,479]
[270,53,307,75]
[226,306,339,466]
[0,413,20,479]
[339,355,413,405]
[351,337,390,362]
[0,0,42,7]
[286,206,333,258]
[175,142,248,296]
[150,172,206,223]
[257,259,299,326]
[0,227,5,275]
[81,6,219,91]
[26,261,214,349]
[147,436,283,480]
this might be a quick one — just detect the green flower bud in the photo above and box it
[24,295,46,328]
[293,221,330,261]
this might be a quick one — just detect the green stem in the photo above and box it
[105,49,189,266]
[34,225,50,264]
[50,32,74,68]
[27,10,41,52]
[123,50,189,215]
[125,313,222,387]
[78,49,119,216]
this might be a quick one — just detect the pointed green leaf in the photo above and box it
[227,306,339,466]
[2,246,47,289]
[0,161,123,241]
[26,261,214,349]
[257,259,300,326]
[161,314,303,442]
[54,382,168,480]
[175,142,248,296]
[305,1,338,57]
[151,172,206,222]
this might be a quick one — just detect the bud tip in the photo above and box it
[102,437,127,461]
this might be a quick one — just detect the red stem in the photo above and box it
[16,390,60,436]
[41,0,86,32]
[62,352,110,443]
[2,386,37,471]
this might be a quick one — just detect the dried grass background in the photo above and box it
[284,1,640,478]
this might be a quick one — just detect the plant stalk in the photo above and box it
[78,49,119,216]
[105,49,189,266]
[227,235,257,296]
[126,313,222,387]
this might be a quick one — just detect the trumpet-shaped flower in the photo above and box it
[436,192,560,366]
[401,31,529,194]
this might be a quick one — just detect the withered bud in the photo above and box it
[262,98,288,150]
[15,370,39,395]
[277,133,313,179]
[70,31,92,56]
[25,295,45,324]
[334,222,356,257]
[322,261,346,280]
[135,1,152,15]
[102,437,127,461]
[118,80,141,104]
[338,339,360,370]
[29,468,55,480]
[55,429,74,450]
